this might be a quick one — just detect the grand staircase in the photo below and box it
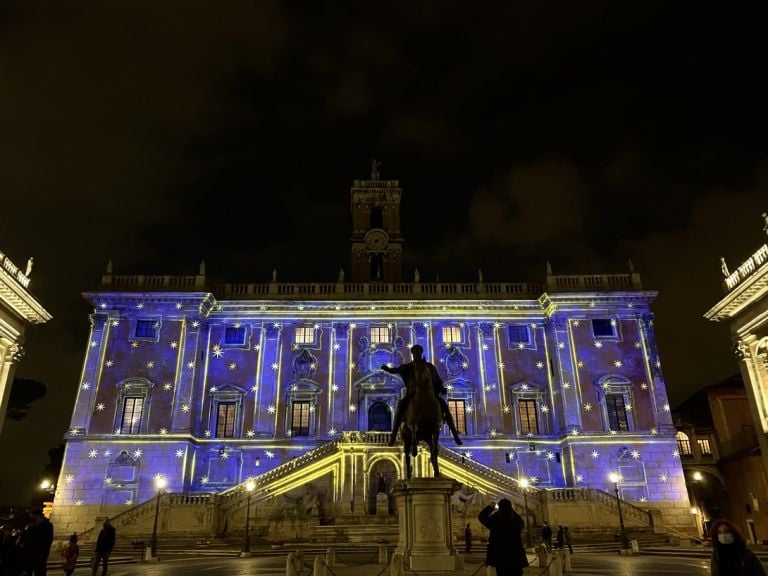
[72,437,657,547]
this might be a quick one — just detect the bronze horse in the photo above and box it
[400,365,443,479]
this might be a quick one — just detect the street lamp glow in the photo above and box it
[40,480,52,490]
[155,477,167,490]
[519,478,530,489]
[692,471,703,481]
[245,480,256,492]
[608,472,620,483]
[691,507,698,515]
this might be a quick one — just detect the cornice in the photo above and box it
[705,263,768,322]
[0,268,51,325]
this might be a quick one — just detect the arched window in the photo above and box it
[370,206,384,229]
[509,381,548,436]
[368,402,392,431]
[208,385,246,438]
[115,379,153,435]
[676,431,692,456]
[596,375,634,432]
[286,380,320,437]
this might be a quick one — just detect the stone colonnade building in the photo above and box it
[52,168,692,539]
[0,249,51,435]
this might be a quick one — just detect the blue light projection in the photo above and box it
[57,291,686,512]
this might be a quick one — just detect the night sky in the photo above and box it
[2,2,768,504]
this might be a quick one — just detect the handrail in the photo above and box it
[545,487,651,525]
[438,446,541,503]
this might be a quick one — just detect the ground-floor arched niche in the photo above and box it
[368,456,398,515]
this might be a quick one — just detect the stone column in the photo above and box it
[0,340,22,436]
[69,313,109,434]
[391,478,461,572]
[734,337,768,476]
[639,314,674,433]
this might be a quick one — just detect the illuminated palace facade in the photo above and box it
[53,171,692,536]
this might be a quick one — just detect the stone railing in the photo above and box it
[218,441,339,510]
[101,274,205,290]
[211,282,543,300]
[725,244,768,292]
[438,446,541,504]
[545,487,651,526]
[0,251,31,289]
[546,273,642,292]
[340,431,390,444]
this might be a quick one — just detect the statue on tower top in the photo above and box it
[371,158,381,181]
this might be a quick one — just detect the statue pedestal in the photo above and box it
[391,478,461,572]
[376,493,389,515]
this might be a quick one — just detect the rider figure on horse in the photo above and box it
[381,344,464,446]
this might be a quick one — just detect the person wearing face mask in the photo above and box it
[710,519,767,576]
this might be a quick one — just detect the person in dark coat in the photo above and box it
[541,522,552,551]
[710,518,767,576]
[563,527,573,554]
[61,534,79,576]
[464,524,472,553]
[91,519,116,576]
[18,509,53,576]
[478,499,528,576]
[555,525,565,550]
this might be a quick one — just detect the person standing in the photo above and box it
[478,499,528,576]
[61,534,79,576]
[563,527,573,554]
[464,524,472,553]
[91,519,115,576]
[710,519,766,576]
[555,525,565,550]
[541,522,552,551]
[18,509,54,576]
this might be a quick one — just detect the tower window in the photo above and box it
[135,320,158,339]
[592,319,618,339]
[224,326,246,345]
[120,397,144,434]
[447,399,467,434]
[370,206,384,229]
[442,326,462,344]
[507,325,531,345]
[606,393,629,431]
[295,326,315,345]
[216,402,237,438]
[370,326,390,344]
[676,431,692,456]
[697,438,712,457]
[518,399,539,435]
[291,401,311,437]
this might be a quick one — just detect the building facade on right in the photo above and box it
[705,220,768,541]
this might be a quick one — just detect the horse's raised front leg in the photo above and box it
[431,434,440,478]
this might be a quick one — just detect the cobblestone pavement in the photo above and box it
[95,551,728,576]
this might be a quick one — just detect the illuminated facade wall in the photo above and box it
[55,288,688,522]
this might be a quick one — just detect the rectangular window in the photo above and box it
[606,394,629,431]
[224,326,246,345]
[135,320,157,339]
[291,401,311,437]
[507,325,531,345]
[442,326,462,344]
[370,326,390,344]
[295,327,315,345]
[447,399,467,435]
[518,399,539,435]
[592,319,617,338]
[697,438,712,457]
[216,402,237,438]
[120,397,144,434]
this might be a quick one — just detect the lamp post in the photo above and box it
[149,476,167,559]
[519,478,532,550]
[608,472,630,550]
[241,480,256,557]
[691,471,704,538]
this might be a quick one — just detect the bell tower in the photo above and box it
[350,160,404,283]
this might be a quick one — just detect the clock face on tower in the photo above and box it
[364,228,389,252]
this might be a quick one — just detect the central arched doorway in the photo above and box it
[368,401,392,432]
